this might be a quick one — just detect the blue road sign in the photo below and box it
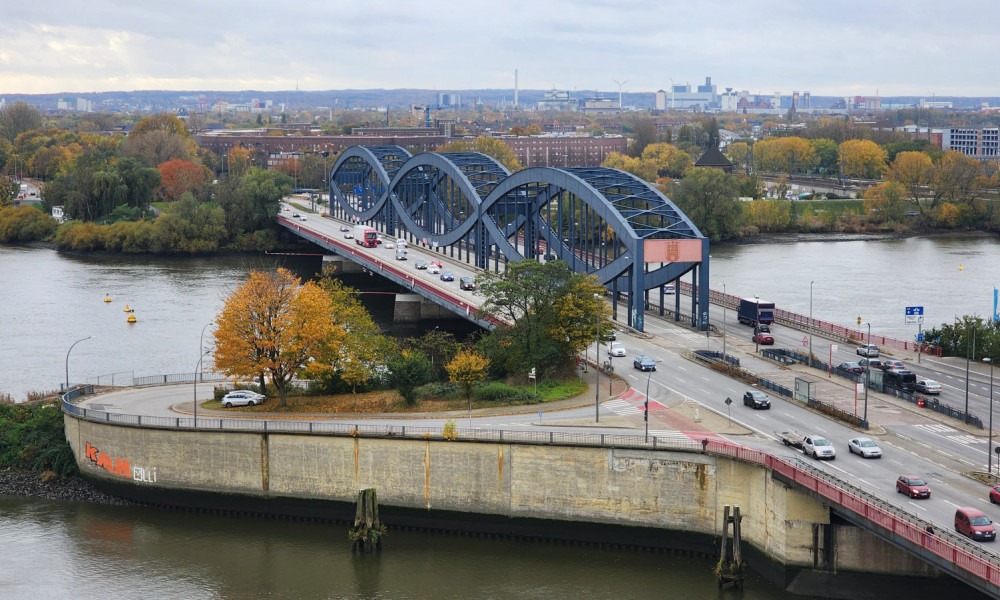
[905,306,924,316]
[917,333,924,342]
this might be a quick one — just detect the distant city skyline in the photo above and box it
[3,1,998,97]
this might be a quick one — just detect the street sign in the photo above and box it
[724,397,733,405]
[905,306,924,325]
[917,333,924,342]
[802,335,809,347]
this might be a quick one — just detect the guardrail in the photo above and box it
[61,395,1000,596]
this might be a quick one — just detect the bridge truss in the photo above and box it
[328,146,710,332]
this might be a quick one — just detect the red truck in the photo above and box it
[354,226,378,248]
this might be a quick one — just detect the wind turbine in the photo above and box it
[614,79,629,110]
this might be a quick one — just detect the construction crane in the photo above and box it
[411,104,440,128]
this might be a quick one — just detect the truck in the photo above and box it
[737,298,775,327]
[353,226,379,248]
[776,430,837,460]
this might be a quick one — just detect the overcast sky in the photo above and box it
[3,0,996,97]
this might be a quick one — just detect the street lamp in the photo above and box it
[965,321,976,424]
[722,283,727,361]
[644,358,662,442]
[595,293,602,423]
[985,357,994,475]
[194,322,212,427]
[65,336,93,392]
[862,322,871,424]
[809,281,815,362]
[754,295,760,353]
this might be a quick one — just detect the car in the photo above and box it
[754,323,771,334]
[743,389,770,409]
[395,250,407,260]
[955,507,996,541]
[752,331,774,345]
[896,475,930,498]
[601,329,617,342]
[663,284,675,294]
[459,276,476,290]
[990,486,1000,504]
[221,391,263,408]
[428,264,441,274]
[915,379,942,395]
[607,341,626,357]
[298,215,307,221]
[429,260,443,268]
[847,437,882,458]
[803,435,836,459]
[857,344,880,357]
[881,359,905,372]
[283,206,291,212]
[344,231,354,239]
[415,260,428,270]
[292,212,301,218]
[396,238,407,248]
[339,225,350,232]
[837,361,864,374]
[858,357,882,370]
[384,241,395,249]
[440,272,454,281]
[633,356,656,371]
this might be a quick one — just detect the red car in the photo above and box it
[955,507,996,541]
[896,475,930,499]
[752,332,774,345]
[989,486,1000,504]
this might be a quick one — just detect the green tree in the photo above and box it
[629,119,657,157]
[0,102,43,143]
[388,351,432,406]
[808,138,839,175]
[673,167,741,240]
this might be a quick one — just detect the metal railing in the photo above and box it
[61,391,1000,595]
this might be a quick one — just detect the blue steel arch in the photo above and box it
[328,147,709,332]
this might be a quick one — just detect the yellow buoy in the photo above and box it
[127,313,137,323]
[124,304,131,312]
[104,295,112,302]
[959,264,964,271]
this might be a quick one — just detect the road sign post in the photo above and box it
[906,307,925,364]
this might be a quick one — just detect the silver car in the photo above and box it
[221,391,264,408]
[848,437,883,458]
[915,379,942,394]
[607,341,626,357]
[856,344,880,357]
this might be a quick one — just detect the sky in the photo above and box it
[2,0,997,98]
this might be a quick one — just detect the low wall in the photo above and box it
[62,413,957,595]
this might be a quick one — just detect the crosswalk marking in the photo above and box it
[914,423,986,445]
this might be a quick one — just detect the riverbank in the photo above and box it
[0,469,136,506]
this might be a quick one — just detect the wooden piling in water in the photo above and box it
[715,504,745,590]
[349,487,385,553]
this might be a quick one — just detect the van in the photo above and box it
[955,507,996,541]
[884,369,916,392]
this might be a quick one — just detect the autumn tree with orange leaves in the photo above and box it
[213,268,339,406]
[157,159,207,202]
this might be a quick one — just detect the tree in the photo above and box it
[213,268,338,406]
[838,139,887,178]
[629,119,657,157]
[387,351,432,406]
[0,102,43,143]
[930,150,995,206]
[725,142,749,171]
[403,328,460,379]
[884,151,932,212]
[640,143,692,179]
[120,129,195,167]
[808,138,839,175]
[437,137,523,172]
[446,349,490,409]
[672,167,741,240]
[129,114,189,138]
[157,159,207,203]
[863,181,907,224]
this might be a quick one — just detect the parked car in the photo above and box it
[989,486,1000,504]
[221,391,264,408]
[440,272,454,281]
[743,389,770,409]
[881,359,905,372]
[414,260,427,270]
[915,379,942,395]
[837,361,863,374]
[896,475,930,498]
[428,264,441,274]
[633,356,656,371]
[459,276,476,290]
[607,341,626,357]
[858,357,882,370]
[857,344,880,357]
[955,507,996,541]
[848,437,883,458]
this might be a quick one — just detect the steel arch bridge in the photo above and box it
[328,145,710,332]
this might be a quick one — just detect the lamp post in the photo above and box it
[644,358,662,442]
[809,281,815,362]
[65,336,93,392]
[754,295,760,353]
[722,283,727,361]
[862,322,871,424]
[965,321,976,424]
[194,322,212,427]
[985,357,994,475]
[595,293,601,423]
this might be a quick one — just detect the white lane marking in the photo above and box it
[938,450,955,458]
[813,426,827,433]
[853,460,872,470]
[856,478,872,487]
[702,376,711,382]
[908,502,927,511]
[781,412,793,418]
[677,366,688,372]
[824,462,849,475]
[958,458,977,466]
[943,499,960,509]
[897,434,913,441]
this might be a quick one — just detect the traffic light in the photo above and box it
[857,316,862,325]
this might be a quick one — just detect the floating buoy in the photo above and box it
[124,304,132,312]
[959,264,964,271]
[127,313,137,323]
[104,295,112,302]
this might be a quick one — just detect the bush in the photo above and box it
[474,381,539,405]
[413,382,459,402]
[0,400,78,477]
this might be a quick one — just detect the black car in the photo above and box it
[601,328,617,342]
[837,361,863,374]
[459,276,476,290]
[414,260,428,270]
[743,389,770,409]
[633,356,656,371]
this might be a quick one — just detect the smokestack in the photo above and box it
[515,69,519,108]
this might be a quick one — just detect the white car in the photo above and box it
[856,344,880,357]
[607,341,626,357]
[428,264,441,274]
[384,241,395,249]
[847,437,883,459]
[221,391,264,408]
[298,215,307,221]
[396,238,407,248]
[802,435,836,460]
